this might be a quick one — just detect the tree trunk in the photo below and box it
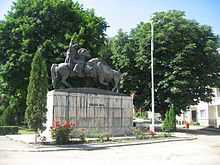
[160,108,167,120]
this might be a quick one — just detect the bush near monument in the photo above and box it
[51,120,75,144]
[51,127,71,145]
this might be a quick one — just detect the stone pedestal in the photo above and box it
[45,88,133,136]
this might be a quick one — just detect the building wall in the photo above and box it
[197,105,209,126]
[187,88,220,128]
[217,106,220,128]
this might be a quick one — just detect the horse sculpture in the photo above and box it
[51,43,125,92]
[85,58,125,92]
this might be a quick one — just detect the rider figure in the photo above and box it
[65,39,77,70]
[65,40,91,75]
[74,47,91,75]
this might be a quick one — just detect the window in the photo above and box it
[216,88,220,97]
[200,110,206,119]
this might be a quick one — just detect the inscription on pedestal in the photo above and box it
[89,103,105,107]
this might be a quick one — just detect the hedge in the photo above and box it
[0,126,19,135]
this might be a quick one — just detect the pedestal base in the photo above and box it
[45,88,134,136]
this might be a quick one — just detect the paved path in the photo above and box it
[0,129,220,165]
[2,133,195,152]
[0,136,33,151]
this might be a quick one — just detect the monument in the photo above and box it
[45,40,133,136]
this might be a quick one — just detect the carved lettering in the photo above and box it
[89,103,105,107]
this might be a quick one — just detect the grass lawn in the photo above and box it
[18,127,35,134]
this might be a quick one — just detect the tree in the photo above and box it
[162,105,176,132]
[0,0,108,124]
[110,29,139,94]
[111,10,220,117]
[25,47,48,132]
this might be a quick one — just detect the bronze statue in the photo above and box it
[51,40,125,92]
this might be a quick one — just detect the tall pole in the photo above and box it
[150,20,155,133]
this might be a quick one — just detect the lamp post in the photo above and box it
[150,20,155,133]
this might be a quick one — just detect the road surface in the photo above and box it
[0,129,220,165]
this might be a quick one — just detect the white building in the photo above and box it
[185,88,220,128]
[182,49,220,128]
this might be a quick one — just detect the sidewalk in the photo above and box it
[2,133,197,152]
[177,124,220,132]
[202,127,220,132]
[176,125,220,136]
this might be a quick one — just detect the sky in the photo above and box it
[0,0,220,37]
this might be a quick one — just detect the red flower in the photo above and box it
[64,120,71,128]
[52,120,61,128]
[52,120,76,129]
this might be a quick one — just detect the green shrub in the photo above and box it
[0,126,19,135]
[51,127,70,144]
[79,129,86,142]
[86,128,100,138]
[133,128,147,139]
[97,133,111,142]
[69,129,80,138]
[135,111,147,119]
[80,129,111,143]
[161,132,172,137]
[69,128,86,142]
[162,105,176,132]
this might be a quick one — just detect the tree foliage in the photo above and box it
[25,47,48,131]
[0,0,107,124]
[110,10,220,117]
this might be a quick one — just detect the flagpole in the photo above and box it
[150,20,155,133]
